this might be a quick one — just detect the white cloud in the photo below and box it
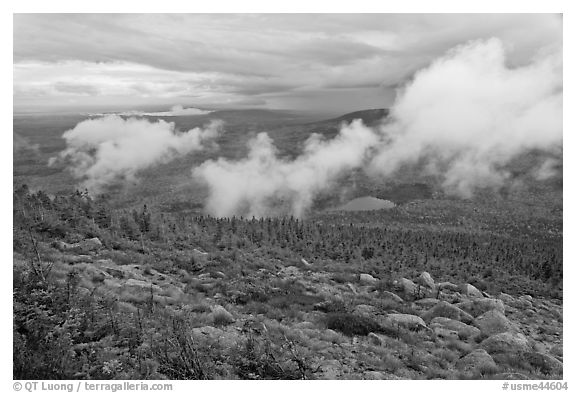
[193,119,379,217]
[369,38,562,197]
[51,115,223,193]
[193,38,562,216]
[91,105,213,117]
[140,105,212,116]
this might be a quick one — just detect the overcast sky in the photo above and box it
[13,14,562,114]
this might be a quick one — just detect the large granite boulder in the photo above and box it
[458,298,506,317]
[430,317,481,340]
[417,272,435,290]
[456,349,497,372]
[522,352,563,376]
[421,301,474,324]
[473,310,518,336]
[481,332,531,354]
[459,283,483,298]
[381,313,427,330]
[393,278,418,298]
[359,273,379,286]
[378,291,404,303]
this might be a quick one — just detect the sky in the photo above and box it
[13,14,562,114]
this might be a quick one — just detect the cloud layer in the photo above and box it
[91,105,212,117]
[193,38,562,217]
[137,105,212,117]
[14,14,562,113]
[51,115,223,193]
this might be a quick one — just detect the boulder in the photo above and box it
[78,237,102,252]
[417,272,435,289]
[210,305,235,325]
[458,298,505,317]
[515,295,533,309]
[322,329,341,343]
[519,294,533,302]
[346,283,358,294]
[481,332,531,354]
[550,344,563,358]
[523,352,563,375]
[473,310,518,336]
[430,317,481,340]
[456,349,497,372]
[86,268,110,283]
[382,313,427,330]
[440,292,465,304]
[393,278,418,297]
[437,282,460,293]
[368,332,387,346]
[125,279,161,292]
[378,291,404,303]
[359,273,379,286]
[459,283,483,298]
[421,301,474,324]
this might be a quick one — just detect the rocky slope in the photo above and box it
[21,238,563,380]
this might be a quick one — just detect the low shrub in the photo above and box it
[324,312,381,336]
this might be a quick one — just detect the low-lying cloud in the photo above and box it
[194,38,562,217]
[14,133,40,155]
[91,105,212,118]
[533,156,562,181]
[136,105,213,117]
[51,115,223,193]
[368,38,562,198]
[193,120,378,217]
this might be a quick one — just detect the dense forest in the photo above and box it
[14,185,562,295]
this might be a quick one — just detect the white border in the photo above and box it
[3,3,571,392]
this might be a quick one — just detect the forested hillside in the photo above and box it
[13,185,563,379]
